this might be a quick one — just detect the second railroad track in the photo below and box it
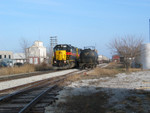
[0,70,86,113]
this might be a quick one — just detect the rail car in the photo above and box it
[53,44,81,69]
[79,47,98,69]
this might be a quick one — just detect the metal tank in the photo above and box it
[79,48,98,68]
[140,43,150,69]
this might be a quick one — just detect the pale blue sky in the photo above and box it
[0,0,150,58]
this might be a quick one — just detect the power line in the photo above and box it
[50,36,57,64]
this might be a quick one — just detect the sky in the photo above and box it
[0,0,150,58]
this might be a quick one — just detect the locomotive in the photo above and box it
[79,47,98,69]
[53,44,81,69]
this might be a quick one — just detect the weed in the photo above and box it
[0,64,35,75]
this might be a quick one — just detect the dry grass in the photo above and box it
[64,67,121,86]
[76,67,122,80]
[106,62,141,71]
[65,74,82,84]
[0,62,53,76]
[127,68,141,72]
[0,64,35,76]
[66,64,141,82]
[106,62,124,69]
[35,62,52,71]
[89,68,120,77]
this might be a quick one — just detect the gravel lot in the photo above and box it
[45,70,150,113]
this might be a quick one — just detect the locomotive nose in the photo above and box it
[56,50,66,61]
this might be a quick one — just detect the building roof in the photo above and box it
[13,53,26,59]
[0,51,13,54]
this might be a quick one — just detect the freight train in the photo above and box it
[79,47,98,69]
[53,44,81,69]
[52,44,98,69]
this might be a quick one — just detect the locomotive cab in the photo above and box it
[53,44,79,68]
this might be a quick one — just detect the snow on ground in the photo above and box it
[45,71,150,113]
[0,69,78,91]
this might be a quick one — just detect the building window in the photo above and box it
[4,55,6,58]
[9,55,11,59]
[0,55,1,59]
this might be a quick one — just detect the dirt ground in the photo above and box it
[45,67,150,113]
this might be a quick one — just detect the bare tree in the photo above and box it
[46,45,52,64]
[109,35,143,71]
[20,38,30,63]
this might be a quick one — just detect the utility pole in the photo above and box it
[50,36,57,64]
[149,19,150,42]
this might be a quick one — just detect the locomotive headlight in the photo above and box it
[54,61,56,63]
[64,60,66,63]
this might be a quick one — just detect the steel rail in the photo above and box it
[18,85,57,113]
[0,69,85,113]
[0,76,65,103]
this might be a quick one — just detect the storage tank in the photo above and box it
[79,49,98,68]
[140,43,150,69]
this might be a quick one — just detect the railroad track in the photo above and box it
[0,70,59,82]
[0,70,86,113]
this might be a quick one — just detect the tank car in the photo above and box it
[53,44,81,69]
[79,47,98,69]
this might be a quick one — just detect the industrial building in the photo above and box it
[0,51,13,60]
[112,55,120,62]
[26,41,46,64]
[13,53,27,64]
[0,51,13,67]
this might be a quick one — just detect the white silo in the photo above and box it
[140,43,150,69]
[26,41,46,64]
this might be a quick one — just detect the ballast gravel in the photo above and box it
[0,69,78,91]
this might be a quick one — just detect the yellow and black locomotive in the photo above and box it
[53,44,81,69]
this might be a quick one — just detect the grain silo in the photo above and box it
[140,43,150,69]
[26,41,46,64]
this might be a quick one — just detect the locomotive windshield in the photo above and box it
[54,45,71,52]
